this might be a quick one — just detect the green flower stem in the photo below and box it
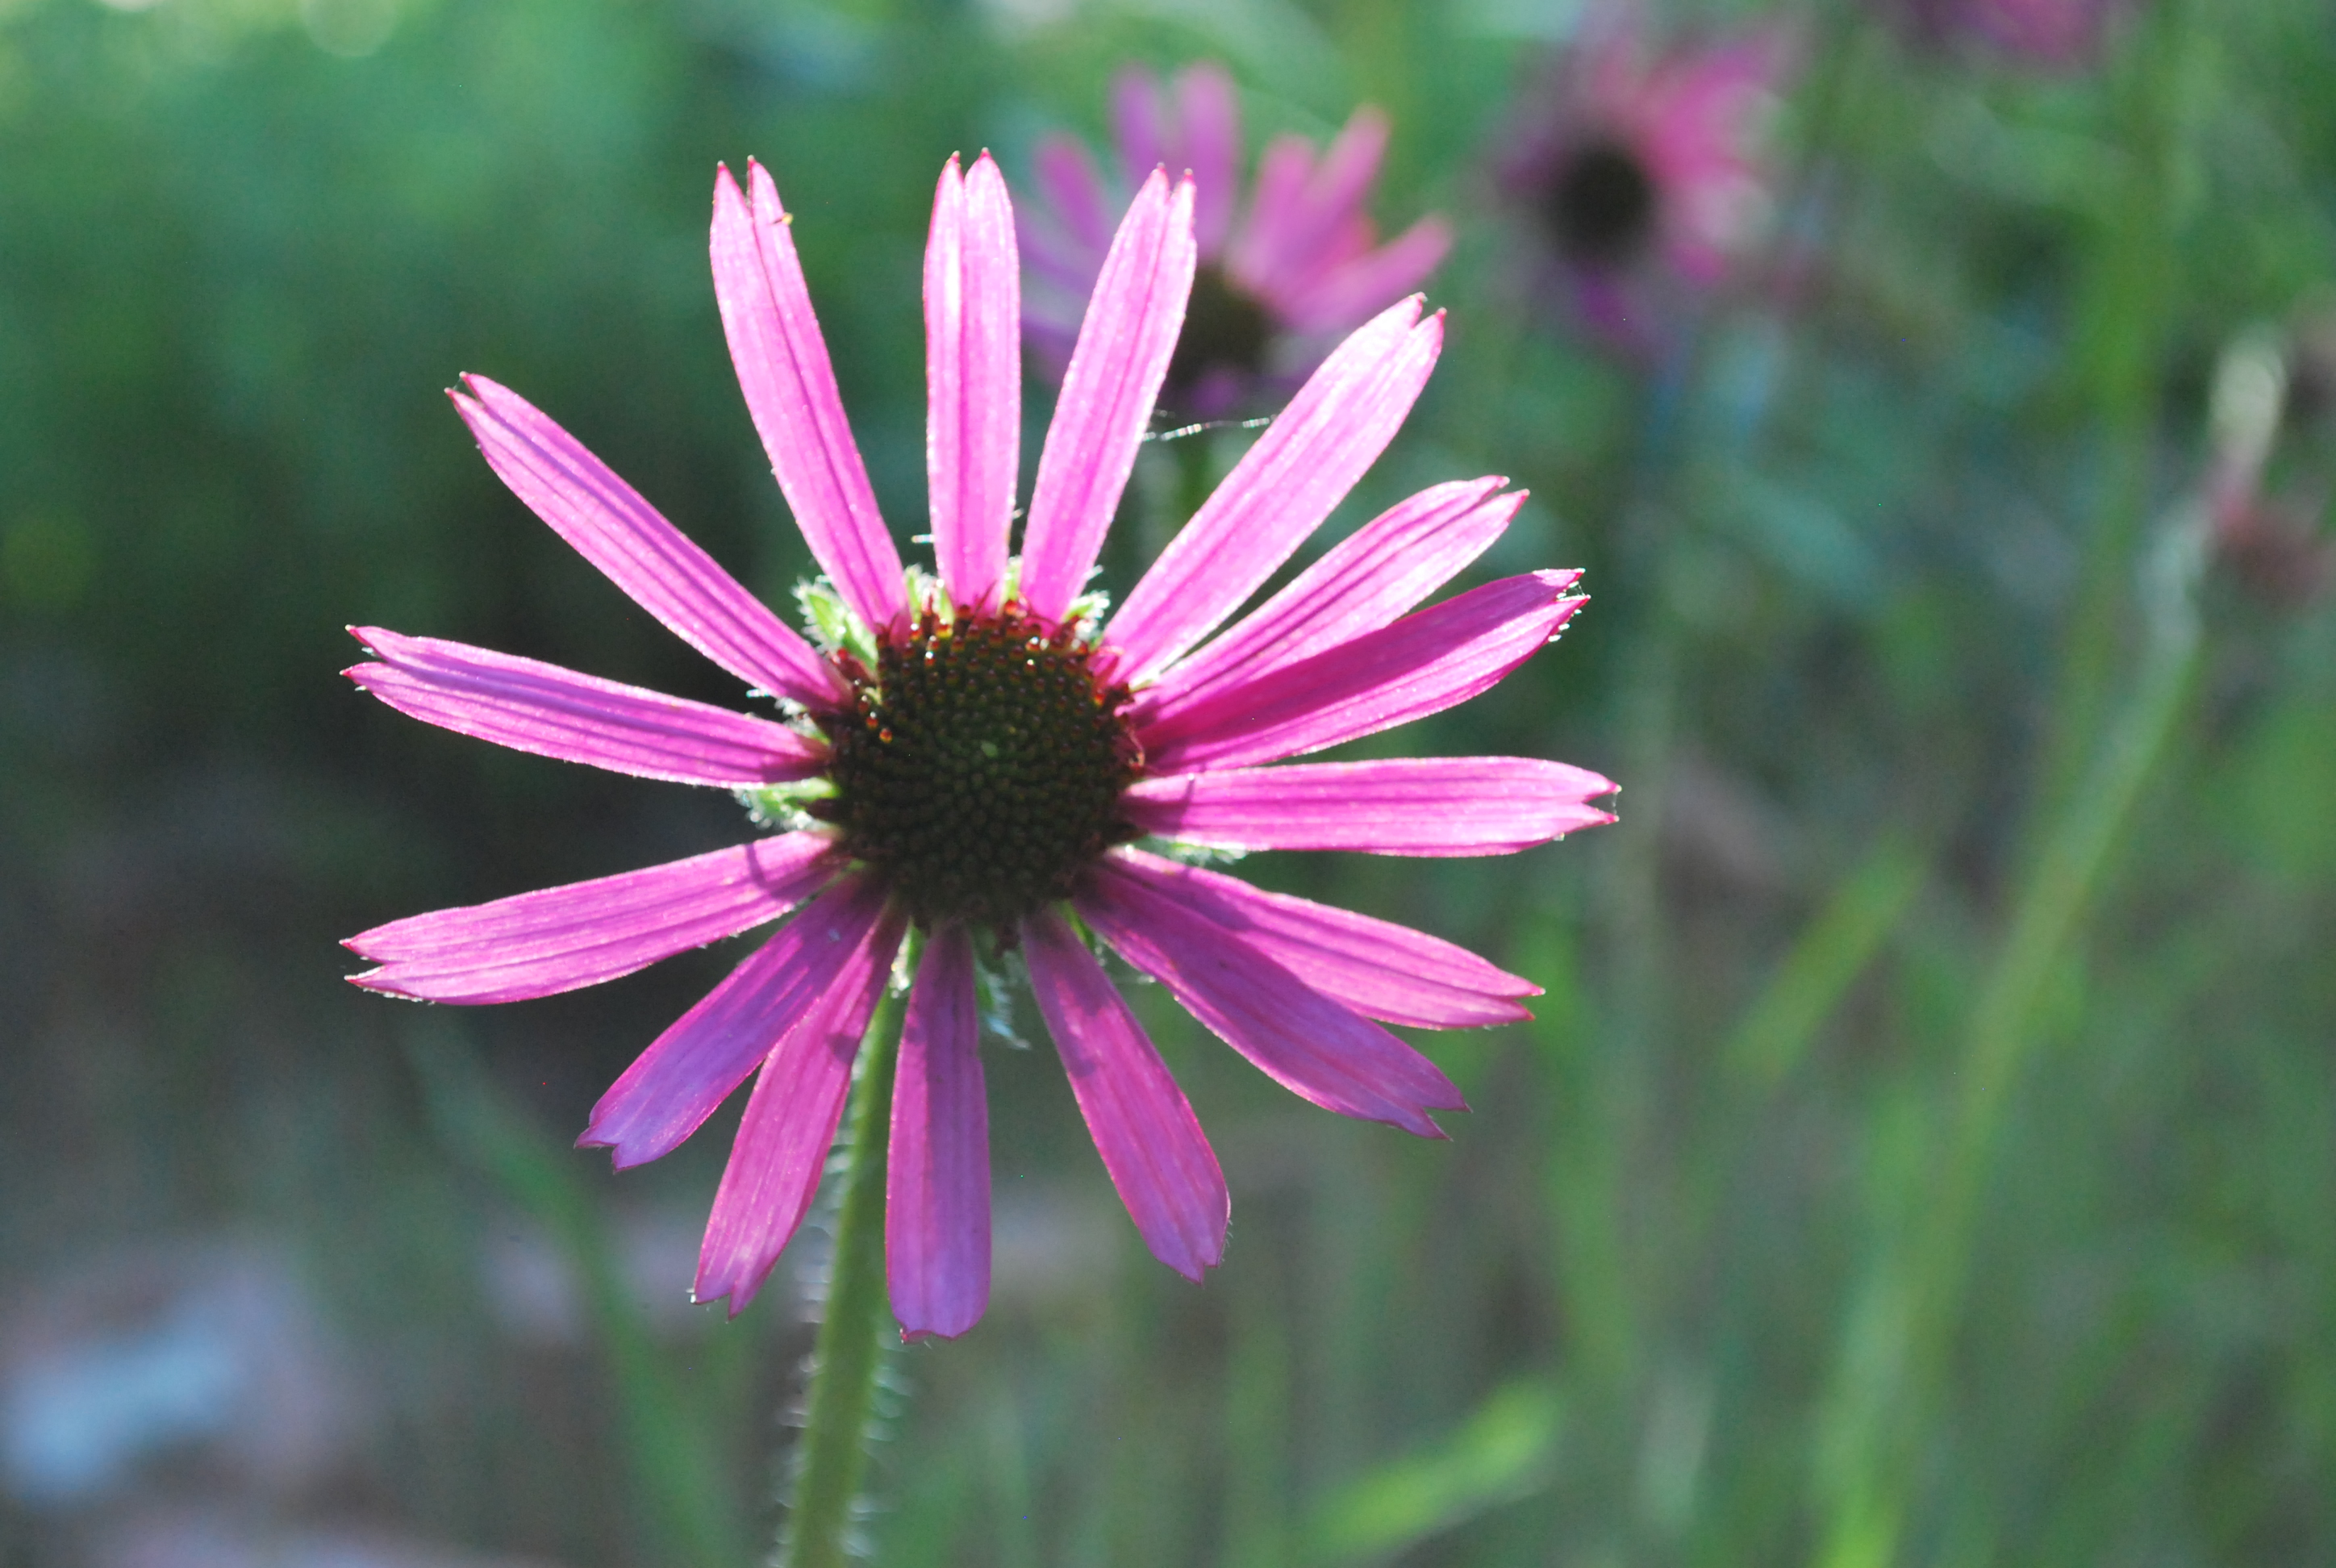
[780,982,905,1568]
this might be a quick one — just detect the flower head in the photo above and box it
[344,152,1613,1341]
[1888,0,2128,70]
[1019,63,1452,419]
[1500,15,1787,348]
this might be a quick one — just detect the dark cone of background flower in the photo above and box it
[1541,138,1658,267]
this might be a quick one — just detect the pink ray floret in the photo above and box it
[344,148,1612,1344]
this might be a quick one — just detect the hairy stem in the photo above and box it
[779,988,903,1568]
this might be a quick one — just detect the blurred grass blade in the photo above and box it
[1726,834,1929,1086]
[1304,1378,1562,1563]
[403,1022,744,1568]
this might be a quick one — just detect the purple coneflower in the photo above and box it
[344,152,1612,1341]
[1500,16,1787,346]
[1019,62,1452,418]
[1890,0,2127,69]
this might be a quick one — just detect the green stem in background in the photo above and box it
[1723,833,1930,1090]
[2034,2,2188,822]
[779,985,905,1568]
[1813,520,2207,1568]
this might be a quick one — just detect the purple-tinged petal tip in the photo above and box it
[1078,860,1465,1139]
[1024,909,1227,1281]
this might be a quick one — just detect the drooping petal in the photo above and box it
[346,834,845,1004]
[1275,215,1456,335]
[1031,135,1116,259]
[925,154,1020,613]
[453,377,841,707]
[1224,135,1317,293]
[886,924,991,1341]
[1175,64,1242,256]
[1124,757,1619,857]
[693,898,907,1316]
[1022,908,1227,1280]
[1136,574,1584,775]
[345,628,828,786]
[1104,847,1537,1029]
[711,161,907,634]
[1130,478,1523,724]
[579,873,895,1170]
[1103,299,1443,685]
[1020,172,1198,625]
[1111,68,1166,190]
[1077,860,1465,1137]
[1247,107,1391,298]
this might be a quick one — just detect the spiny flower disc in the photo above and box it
[820,605,1142,929]
[1543,138,1658,266]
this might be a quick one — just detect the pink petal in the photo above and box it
[1130,477,1523,724]
[579,873,895,1170]
[692,897,907,1316]
[452,377,841,708]
[1254,107,1391,297]
[1111,68,1166,190]
[1102,299,1441,686]
[925,153,1020,613]
[1019,172,1199,626]
[345,834,844,1004]
[886,924,991,1341]
[1021,222,1104,295]
[1076,860,1464,1137]
[1175,64,1242,256]
[1021,908,1227,1281]
[1275,215,1455,335]
[1104,846,1536,1029]
[1136,575,1584,775]
[345,628,827,786]
[1031,134,1115,258]
[1124,757,1620,857]
[1224,135,1317,294]
[711,162,907,635]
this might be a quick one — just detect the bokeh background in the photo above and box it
[6,0,2336,1563]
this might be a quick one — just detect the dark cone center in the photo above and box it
[1540,138,1659,268]
[817,606,1141,929]
[1163,264,1274,410]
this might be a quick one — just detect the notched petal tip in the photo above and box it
[576,1125,656,1173]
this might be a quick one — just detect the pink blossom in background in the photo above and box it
[343,152,1612,1343]
[1019,62,1453,418]
[1890,0,2130,69]
[1499,15,1790,350]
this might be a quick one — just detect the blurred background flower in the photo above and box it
[1019,60,1451,416]
[1495,9,1790,351]
[1888,0,2130,69]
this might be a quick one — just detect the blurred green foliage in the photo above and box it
[4,0,2335,1564]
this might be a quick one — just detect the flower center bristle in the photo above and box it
[1542,137,1658,266]
[816,604,1142,929]
[1164,263,1273,409]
